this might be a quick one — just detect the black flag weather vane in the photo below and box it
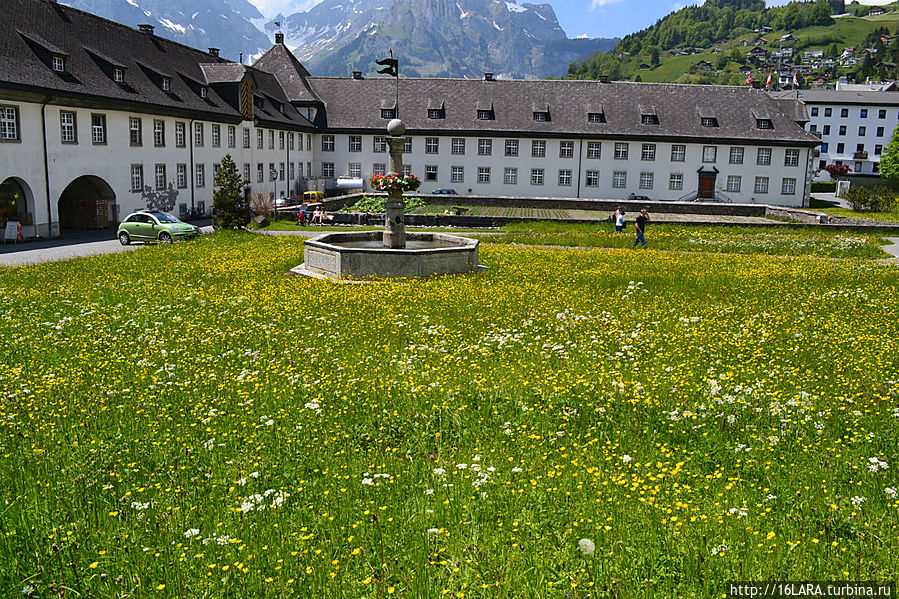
[376,50,400,119]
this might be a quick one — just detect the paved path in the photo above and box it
[0,224,213,267]
[882,237,899,262]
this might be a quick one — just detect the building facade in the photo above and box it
[1,0,819,238]
[772,89,899,179]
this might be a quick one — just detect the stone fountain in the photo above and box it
[293,119,481,281]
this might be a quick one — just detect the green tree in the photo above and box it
[213,154,249,229]
[828,43,839,59]
[650,47,660,67]
[878,124,899,182]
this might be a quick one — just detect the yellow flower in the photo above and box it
[89,561,99,569]
[156,584,165,591]
[766,532,776,540]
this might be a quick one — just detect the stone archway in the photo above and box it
[58,175,117,230]
[0,177,34,225]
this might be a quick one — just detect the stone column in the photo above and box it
[384,119,407,249]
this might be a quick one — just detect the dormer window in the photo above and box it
[381,108,396,119]
[199,86,208,99]
[756,119,773,129]
[254,96,264,110]
[477,109,494,120]
[162,77,171,92]
[51,55,65,72]
[533,111,550,122]
[113,68,124,83]
[701,117,718,127]
[641,114,659,125]
[278,103,284,114]
[427,108,445,119]
[588,112,606,123]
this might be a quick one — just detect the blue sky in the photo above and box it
[254,1,798,40]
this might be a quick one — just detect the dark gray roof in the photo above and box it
[0,0,313,130]
[252,43,322,105]
[307,77,819,145]
[770,89,899,106]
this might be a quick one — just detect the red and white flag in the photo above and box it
[792,72,799,87]
[745,71,753,86]
[765,72,773,88]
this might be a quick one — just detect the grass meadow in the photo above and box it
[0,230,897,598]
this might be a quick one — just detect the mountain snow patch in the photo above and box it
[159,18,186,33]
[126,0,139,7]
[505,2,526,13]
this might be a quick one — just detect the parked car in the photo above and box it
[628,194,651,202]
[117,211,200,245]
[432,188,457,195]
[274,196,290,209]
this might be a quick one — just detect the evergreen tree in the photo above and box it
[878,124,899,182]
[213,154,249,229]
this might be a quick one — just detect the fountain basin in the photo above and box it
[293,231,481,281]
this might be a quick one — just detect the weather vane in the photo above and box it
[376,49,400,120]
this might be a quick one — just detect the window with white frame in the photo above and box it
[639,172,654,189]
[587,142,601,159]
[228,126,236,148]
[52,55,65,72]
[614,143,628,160]
[669,173,683,191]
[195,164,205,187]
[671,145,686,162]
[477,110,494,120]
[531,168,544,185]
[427,108,445,120]
[322,163,335,178]
[257,129,263,149]
[757,147,772,165]
[306,135,312,151]
[401,165,412,177]
[269,163,276,180]
[349,136,363,152]
[243,163,250,184]
[373,163,386,175]
[425,165,438,181]
[275,162,283,180]
[381,108,396,119]
[1,106,19,141]
[585,170,599,187]
[451,166,464,183]
[268,130,275,149]
[91,114,106,144]
[257,163,264,182]
[726,175,741,193]
[348,163,361,178]
[161,77,171,92]
[373,136,387,153]
[175,123,185,148]
[129,117,142,146]
[212,124,221,147]
[784,149,800,166]
[641,114,659,125]
[322,135,335,151]
[288,132,294,151]
[478,139,492,156]
[533,111,549,122]
[560,141,574,158]
[194,122,204,147]
[781,177,796,195]
[729,147,744,164]
[177,164,187,188]
[505,139,519,156]
[299,163,305,177]
[403,138,412,153]
[612,171,626,188]
[200,86,207,99]
[756,119,773,129]
[60,111,76,143]
[588,112,605,123]
[154,120,165,147]
[754,176,769,193]
[452,138,465,155]
[113,68,124,83]
[504,167,517,184]
[701,117,718,128]
[279,131,285,150]
[531,140,546,157]
[425,137,439,154]
[130,164,143,191]
[702,146,716,163]
[477,167,491,184]
[641,144,656,161]
[558,169,572,186]
[155,164,166,190]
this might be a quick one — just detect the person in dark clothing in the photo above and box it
[632,208,650,248]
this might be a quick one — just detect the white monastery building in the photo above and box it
[1,0,819,238]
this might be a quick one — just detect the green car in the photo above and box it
[117,211,200,245]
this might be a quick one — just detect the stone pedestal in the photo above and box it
[384,132,407,249]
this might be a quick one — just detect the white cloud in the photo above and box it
[590,0,625,8]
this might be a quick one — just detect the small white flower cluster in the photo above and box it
[885,487,897,499]
[433,468,446,476]
[130,501,150,511]
[765,494,777,502]
[710,544,728,556]
[240,489,289,513]
[202,438,215,450]
[361,472,390,486]
[867,457,889,473]
[728,507,749,518]
[621,454,632,464]
[304,401,322,415]
[202,534,231,546]
[183,528,200,539]
[735,444,752,453]
[511,467,523,473]
[578,538,596,555]
[427,527,440,535]
[851,496,867,507]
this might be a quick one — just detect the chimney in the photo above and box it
[275,32,285,44]
[352,71,363,80]
[484,72,494,81]
[239,52,243,64]
[208,47,219,57]
[138,23,155,35]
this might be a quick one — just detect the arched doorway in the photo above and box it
[0,177,33,226]
[58,176,116,230]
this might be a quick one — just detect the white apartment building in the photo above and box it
[1,0,819,239]
[772,89,899,179]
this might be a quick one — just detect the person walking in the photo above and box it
[632,208,650,248]
[615,208,625,233]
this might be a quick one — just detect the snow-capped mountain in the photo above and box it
[59,0,617,78]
